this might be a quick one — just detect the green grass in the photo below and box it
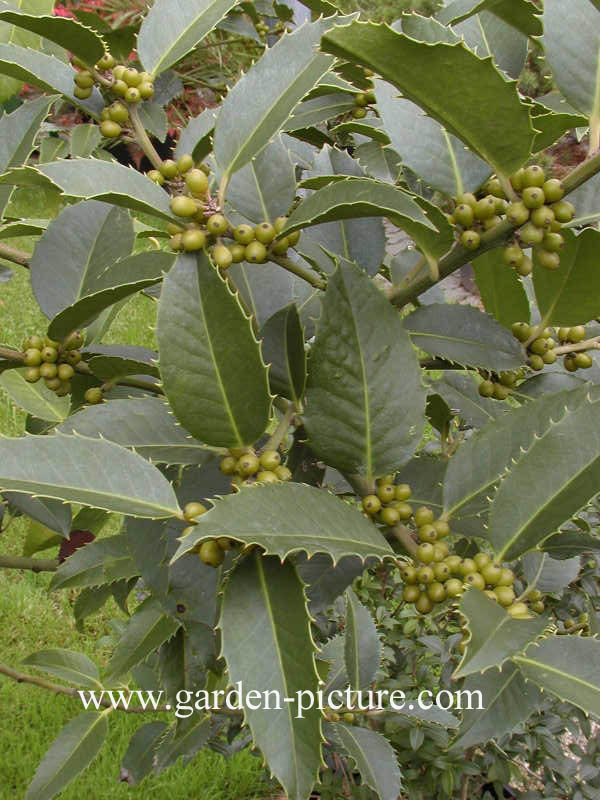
[0,193,271,799]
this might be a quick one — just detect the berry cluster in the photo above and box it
[511,322,594,373]
[22,330,84,398]
[451,165,574,273]
[352,89,376,119]
[180,502,237,568]
[71,53,154,139]
[401,543,543,620]
[219,449,292,486]
[478,369,524,400]
[361,477,420,528]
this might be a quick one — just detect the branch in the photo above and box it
[390,147,600,308]
[0,242,30,269]
[129,104,164,172]
[261,401,297,453]
[0,554,57,572]
[0,346,24,363]
[270,255,327,291]
[554,336,600,355]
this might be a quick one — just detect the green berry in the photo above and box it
[170,234,183,251]
[510,168,525,191]
[493,383,511,401]
[395,483,411,501]
[531,205,555,229]
[543,178,564,202]
[96,53,115,70]
[198,540,224,568]
[376,483,395,504]
[522,187,546,209]
[569,325,587,343]
[535,248,561,270]
[63,331,84,351]
[236,453,260,477]
[99,120,121,138]
[57,364,75,381]
[45,376,61,390]
[171,196,197,218]
[160,160,179,179]
[234,224,255,245]
[529,354,544,371]
[542,232,564,252]
[551,200,575,223]
[416,542,435,564]
[457,192,477,209]
[511,322,531,342]
[484,177,504,197]
[66,350,82,366]
[464,572,486,590]
[454,203,474,227]
[287,230,300,247]
[484,215,502,231]
[123,67,141,86]
[432,542,449,560]
[41,346,58,363]
[255,222,276,244]
[112,79,127,98]
[401,565,418,584]
[494,586,516,607]
[108,101,129,123]
[256,470,279,484]
[380,506,400,526]
[362,495,381,514]
[531,600,545,614]
[245,241,267,263]
[507,602,531,619]
[352,107,367,119]
[433,562,450,581]
[459,558,477,577]
[519,222,544,245]
[418,524,438,543]
[74,70,94,89]
[182,229,207,251]
[414,506,434,527]
[481,563,502,586]
[84,387,103,404]
[506,201,530,226]
[23,348,42,367]
[213,245,233,269]
[504,244,524,267]
[427,582,446,603]
[124,87,141,104]
[354,92,368,107]
[498,568,515,586]
[184,501,208,521]
[74,86,92,99]
[403,584,420,603]
[112,65,126,80]
[575,352,593,369]
[415,593,434,614]
[445,555,462,574]
[473,552,491,570]
[139,81,154,99]
[185,168,209,196]
[444,578,463,598]
[394,501,412,520]
[474,195,496,221]
[260,450,281,470]
[220,455,237,475]
[229,244,246,263]
[24,367,40,383]
[542,349,557,364]
[529,337,549,355]
[274,465,292,481]
[175,154,193,175]
[432,520,450,539]
[39,363,57,379]
[147,170,164,185]
[522,165,545,188]
[461,230,480,250]
[207,214,228,235]
[270,237,289,256]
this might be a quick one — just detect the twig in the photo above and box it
[0,555,57,572]
[0,242,30,269]
[129,104,163,172]
[270,255,327,291]
[261,401,297,453]
[554,337,600,355]
[386,256,426,301]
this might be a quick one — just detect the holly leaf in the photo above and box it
[375,79,490,196]
[171,482,393,564]
[214,18,349,177]
[344,589,381,690]
[542,0,600,121]
[321,21,534,177]
[58,398,213,466]
[325,722,402,800]
[522,552,581,593]
[69,124,102,159]
[454,11,528,80]
[30,200,135,320]
[25,712,108,800]
[430,372,499,430]
[0,2,106,64]
[260,304,306,405]
[175,108,216,162]
[157,253,270,449]
[5,492,71,536]
[473,248,530,327]
[138,0,242,75]
[488,397,600,560]
[513,636,600,719]
[219,553,322,800]
[50,535,138,591]
[283,93,356,131]
[406,303,525,371]
[105,596,180,683]
[0,43,104,116]
[454,589,548,679]
[450,662,543,751]
[542,531,600,559]
[0,368,70,422]
[303,260,426,479]
[0,434,181,518]
[120,722,169,786]
[21,649,101,689]
[439,0,542,37]
[532,228,600,326]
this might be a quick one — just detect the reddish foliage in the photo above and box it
[58,530,95,563]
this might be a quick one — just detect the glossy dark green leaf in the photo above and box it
[175,108,216,162]
[4,492,71,536]
[533,229,600,326]
[47,250,173,340]
[50,535,137,591]
[304,260,426,479]
[406,303,525,371]
[219,553,322,800]
[260,304,306,404]
[0,368,70,421]
[430,372,499,429]
[226,135,295,224]
[514,636,600,718]
[214,18,345,176]
[138,0,241,75]
[21,648,101,689]
[296,553,366,617]
[451,663,543,751]
[0,43,104,116]
[326,722,402,800]
[283,93,355,131]
[542,531,600,559]
[229,261,297,327]
[344,589,381,691]
[488,397,600,560]
[322,22,534,176]
[30,200,135,319]
[86,355,158,381]
[172,482,392,564]
[454,11,527,79]
[69,124,102,159]
[522,552,581,593]
[0,2,106,64]
[25,712,108,800]
[473,248,530,327]
[120,722,169,786]
[454,589,548,678]
[439,0,542,36]
[58,398,213,465]
[0,435,180,518]
[105,596,180,683]
[154,715,218,774]
[157,253,270,449]
[375,80,490,196]
[0,94,56,217]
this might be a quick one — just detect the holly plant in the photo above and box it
[1,1,600,799]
